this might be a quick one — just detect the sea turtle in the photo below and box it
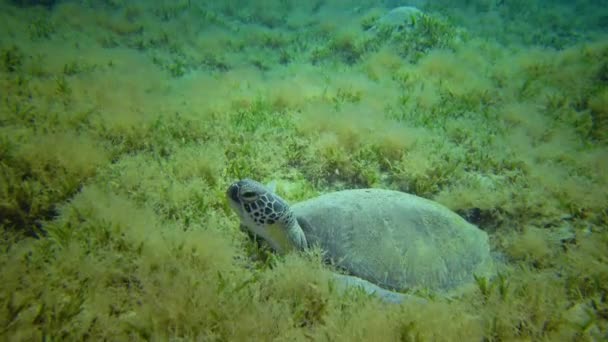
[368,6,424,34]
[227,179,494,302]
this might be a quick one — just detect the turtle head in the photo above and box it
[226,179,307,254]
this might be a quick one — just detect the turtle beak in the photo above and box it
[227,183,240,204]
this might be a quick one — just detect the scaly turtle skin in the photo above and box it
[227,179,494,295]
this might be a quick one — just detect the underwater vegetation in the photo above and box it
[10,0,55,8]
[1,0,607,340]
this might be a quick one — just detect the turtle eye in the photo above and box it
[241,191,258,201]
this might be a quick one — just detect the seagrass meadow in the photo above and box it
[1,0,607,340]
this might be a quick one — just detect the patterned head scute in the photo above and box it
[226,179,294,227]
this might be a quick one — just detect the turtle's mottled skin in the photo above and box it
[227,180,307,254]
[227,179,494,298]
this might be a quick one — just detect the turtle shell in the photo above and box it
[292,189,494,293]
[370,6,423,33]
